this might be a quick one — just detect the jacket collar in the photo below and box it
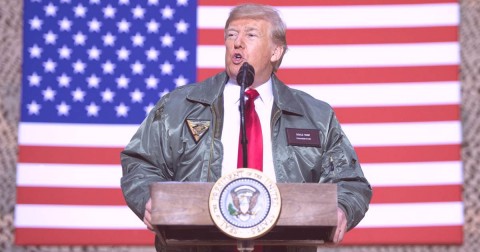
[271,74,304,116]
[186,72,228,105]
[186,71,305,116]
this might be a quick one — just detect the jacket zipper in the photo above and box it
[270,107,282,181]
[207,105,216,182]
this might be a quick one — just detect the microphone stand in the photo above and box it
[238,62,254,168]
[239,78,248,168]
[237,240,255,252]
[236,62,255,252]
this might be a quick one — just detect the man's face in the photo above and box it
[224,18,281,87]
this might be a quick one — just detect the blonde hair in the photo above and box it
[225,4,288,72]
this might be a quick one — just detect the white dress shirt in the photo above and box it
[221,78,276,181]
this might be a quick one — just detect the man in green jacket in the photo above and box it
[121,3,372,252]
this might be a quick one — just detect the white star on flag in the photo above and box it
[59,18,72,31]
[56,101,71,116]
[29,45,42,58]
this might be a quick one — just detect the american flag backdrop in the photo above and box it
[16,0,463,246]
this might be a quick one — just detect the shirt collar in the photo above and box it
[225,78,273,105]
[252,78,273,105]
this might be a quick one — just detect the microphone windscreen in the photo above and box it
[236,62,255,88]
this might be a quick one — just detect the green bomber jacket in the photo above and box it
[120,72,372,251]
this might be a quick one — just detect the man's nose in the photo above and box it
[234,34,244,48]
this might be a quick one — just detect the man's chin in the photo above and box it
[226,68,240,81]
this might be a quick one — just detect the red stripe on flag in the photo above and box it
[16,187,127,205]
[199,0,457,6]
[15,228,154,245]
[343,226,463,244]
[18,145,121,164]
[197,65,459,84]
[371,185,462,204]
[356,144,461,163]
[18,144,460,164]
[335,105,460,123]
[15,226,463,245]
[17,185,461,205]
[199,26,458,45]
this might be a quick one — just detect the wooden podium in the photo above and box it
[150,182,338,248]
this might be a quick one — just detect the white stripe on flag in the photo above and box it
[14,204,145,229]
[14,202,463,229]
[18,123,136,147]
[198,4,459,29]
[18,121,461,147]
[17,161,462,188]
[343,121,461,147]
[362,161,462,187]
[16,164,121,188]
[357,202,463,228]
[292,82,460,107]
[198,43,460,68]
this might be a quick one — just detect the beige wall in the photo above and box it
[1,0,478,251]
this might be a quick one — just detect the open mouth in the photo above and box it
[232,53,243,64]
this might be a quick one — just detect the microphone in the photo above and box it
[236,62,255,88]
[237,62,255,168]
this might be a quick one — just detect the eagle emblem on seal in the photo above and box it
[228,185,261,221]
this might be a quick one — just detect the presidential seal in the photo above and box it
[209,168,281,240]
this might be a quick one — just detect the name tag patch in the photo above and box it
[286,128,321,147]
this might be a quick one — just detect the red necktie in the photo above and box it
[236,90,263,252]
[237,89,263,171]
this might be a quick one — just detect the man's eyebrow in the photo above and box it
[227,25,259,30]
[244,26,259,32]
[226,25,261,34]
[226,27,239,32]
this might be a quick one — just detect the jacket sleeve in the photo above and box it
[120,99,174,220]
[319,111,372,230]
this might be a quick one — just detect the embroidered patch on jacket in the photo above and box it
[186,119,211,142]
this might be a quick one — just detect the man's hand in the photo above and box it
[144,198,154,232]
[333,207,347,244]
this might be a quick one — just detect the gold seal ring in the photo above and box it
[209,168,282,240]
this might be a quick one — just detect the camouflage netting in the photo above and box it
[1,0,479,251]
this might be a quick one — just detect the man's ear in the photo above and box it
[270,45,284,62]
